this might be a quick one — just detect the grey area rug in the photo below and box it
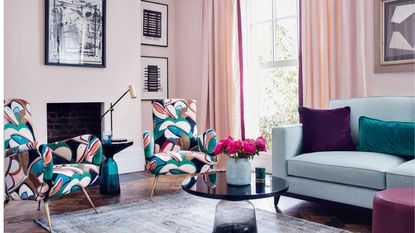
[35,192,350,233]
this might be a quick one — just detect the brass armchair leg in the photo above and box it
[37,201,41,210]
[44,201,52,232]
[80,187,99,214]
[150,175,159,197]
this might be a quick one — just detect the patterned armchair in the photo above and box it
[143,99,217,196]
[4,99,103,232]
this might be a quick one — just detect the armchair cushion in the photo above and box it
[48,163,100,200]
[5,141,39,157]
[47,134,103,166]
[4,99,36,151]
[4,145,53,201]
[143,131,154,160]
[196,129,217,155]
[146,151,214,175]
[152,99,199,152]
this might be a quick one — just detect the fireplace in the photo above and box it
[47,102,104,143]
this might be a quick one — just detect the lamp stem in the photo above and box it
[110,103,113,133]
[101,89,130,119]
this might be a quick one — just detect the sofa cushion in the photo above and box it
[298,106,355,153]
[386,160,415,188]
[358,117,415,158]
[288,151,407,189]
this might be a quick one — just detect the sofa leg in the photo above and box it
[44,201,52,232]
[37,201,41,210]
[150,175,159,197]
[81,187,99,214]
[274,195,282,213]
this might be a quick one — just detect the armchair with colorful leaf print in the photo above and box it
[143,99,218,196]
[4,99,103,232]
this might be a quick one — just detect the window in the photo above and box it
[243,0,299,148]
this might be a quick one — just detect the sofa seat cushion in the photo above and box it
[386,160,415,188]
[288,151,407,189]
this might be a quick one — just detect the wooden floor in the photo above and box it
[4,172,372,233]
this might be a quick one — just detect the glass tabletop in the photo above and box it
[181,172,289,201]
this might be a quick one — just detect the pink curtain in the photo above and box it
[200,0,242,139]
[200,0,243,169]
[301,0,368,109]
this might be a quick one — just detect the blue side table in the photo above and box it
[100,141,133,194]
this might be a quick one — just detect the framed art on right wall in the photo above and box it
[141,56,168,100]
[374,0,415,73]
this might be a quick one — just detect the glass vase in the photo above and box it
[226,158,252,186]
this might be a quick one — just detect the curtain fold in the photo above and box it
[301,0,368,109]
[200,0,242,139]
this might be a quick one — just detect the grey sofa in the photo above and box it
[272,96,415,209]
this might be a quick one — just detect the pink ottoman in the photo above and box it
[372,188,415,233]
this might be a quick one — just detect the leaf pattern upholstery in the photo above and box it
[4,99,103,201]
[143,99,218,175]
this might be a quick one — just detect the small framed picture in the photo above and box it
[45,0,106,67]
[141,56,168,100]
[141,0,168,47]
[380,0,414,65]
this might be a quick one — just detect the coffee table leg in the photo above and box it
[274,195,282,213]
[213,200,258,233]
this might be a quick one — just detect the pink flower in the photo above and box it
[213,142,224,155]
[242,140,256,155]
[226,139,242,154]
[255,136,267,151]
[220,136,234,148]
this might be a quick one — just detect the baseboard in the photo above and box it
[113,147,145,174]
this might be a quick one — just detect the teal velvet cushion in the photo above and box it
[358,116,415,158]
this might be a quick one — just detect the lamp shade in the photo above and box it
[129,85,137,99]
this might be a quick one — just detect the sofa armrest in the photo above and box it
[272,124,303,179]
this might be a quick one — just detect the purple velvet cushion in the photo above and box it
[299,106,355,153]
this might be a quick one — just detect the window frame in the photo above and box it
[247,0,298,69]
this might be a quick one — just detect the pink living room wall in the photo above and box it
[5,0,142,146]
[364,1,414,96]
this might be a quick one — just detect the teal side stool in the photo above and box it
[100,141,133,194]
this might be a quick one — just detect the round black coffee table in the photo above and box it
[182,172,289,233]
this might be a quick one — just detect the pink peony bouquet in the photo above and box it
[213,136,267,159]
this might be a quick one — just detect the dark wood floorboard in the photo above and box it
[4,172,371,233]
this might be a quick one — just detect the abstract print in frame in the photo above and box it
[381,0,415,65]
[141,0,168,47]
[141,56,168,100]
[45,0,106,67]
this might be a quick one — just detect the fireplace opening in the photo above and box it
[47,102,104,143]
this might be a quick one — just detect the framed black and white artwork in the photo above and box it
[141,56,168,100]
[45,0,106,67]
[380,0,414,65]
[141,1,168,47]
